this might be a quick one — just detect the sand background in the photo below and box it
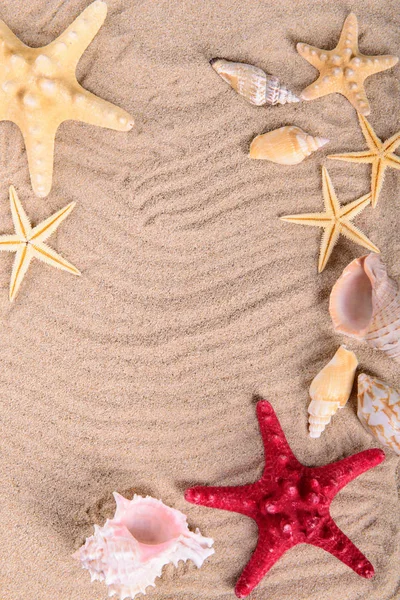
[0,0,399,599]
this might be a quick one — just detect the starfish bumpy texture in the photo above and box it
[297,13,398,116]
[0,186,80,301]
[280,166,379,272]
[0,0,134,198]
[329,113,400,208]
[185,401,385,598]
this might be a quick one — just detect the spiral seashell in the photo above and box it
[329,254,400,362]
[249,126,329,165]
[357,374,400,455]
[210,58,300,106]
[308,345,358,438]
[73,493,214,599]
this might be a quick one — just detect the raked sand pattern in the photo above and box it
[0,1,399,599]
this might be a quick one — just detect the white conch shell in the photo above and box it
[210,58,300,106]
[329,253,400,362]
[249,126,329,165]
[308,345,358,438]
[73,493,214,599]
[357,374,400,455]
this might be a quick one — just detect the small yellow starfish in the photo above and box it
[328,113,400,208]
[280,166,379,273]
[0,1,134,198]
[297,13,398,116]
[0,186,80,301]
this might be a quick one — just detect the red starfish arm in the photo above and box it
[185,483,258,517]
[256,401,302,470]
[311,448,384,499]
[235,527,293,598]
[312,517,374,578]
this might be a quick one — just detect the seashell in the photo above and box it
[210,58,300,106]
[249,126,329,165]
[329,253,400,362]
[308,345,358,438]
[357,374,400,455]
[73,493,214,599]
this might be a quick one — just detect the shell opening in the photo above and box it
[123,506,181,545]
[330,257,373,336]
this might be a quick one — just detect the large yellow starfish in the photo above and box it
[0,186,80,301]
[280,166,379,272]
[297,13,398,116]
[328,113,400,208]
[0,1,134,198]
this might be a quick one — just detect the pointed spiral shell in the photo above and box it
[210,58,300,106]
[308,345,358,438]
[249,126,329,165]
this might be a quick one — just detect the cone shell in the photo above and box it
[329,254,400,362]
[308,345,358,438]
[210,58,300,106]
[73,493,214,599]
[357,374,400,455]
[249,126,329,165]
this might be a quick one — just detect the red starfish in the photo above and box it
[185,400,385,598]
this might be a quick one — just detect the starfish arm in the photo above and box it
[370,159,386,207]
[339,221,380,253]
[256,401,302,470]
[0,18,26,50]
[67,86,134,132]
[9,244,33,302]
[21,125,57,198]
[386,153,400,170]
[357,113,381,152]
[296,43,327,70]
[337,13,358,52]
[300,75,336,101]
[185,484,257,517]
[322,166,340,215]
[234,528,292,598]
[345,85,371,116]
[46,1,108,73]
[327,150,375,163]
[9,186,31,238]
[0,235,22,252]
[30,203,76,243]
[312,448,384,499]
[318,223,340,273]
[339,193,371,220]
[313,518,374,578]
[383,132,400,153]
[31,242,81,276]
[360,54,399,77]
[280,213,331,227]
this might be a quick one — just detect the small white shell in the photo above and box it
[210,58,300,106]
[357,374,400,455]
[73,493,214,599]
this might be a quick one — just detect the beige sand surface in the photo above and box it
[0,1,399,599]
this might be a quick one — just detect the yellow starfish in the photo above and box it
[297,13,398,116]
[0,1,134,198]
[280,166,379,273]
[328,113,400,208]
[0,186,80,301]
